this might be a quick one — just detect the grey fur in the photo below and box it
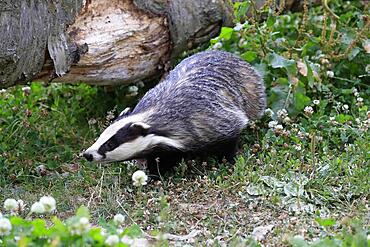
[132,50,266,150]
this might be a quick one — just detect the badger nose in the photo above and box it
[83,152,94,161]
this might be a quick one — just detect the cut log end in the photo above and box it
[35,0,170,86]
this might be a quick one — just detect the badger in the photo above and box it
[83,50,266,176]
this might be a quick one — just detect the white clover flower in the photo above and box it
[298,131,306,139]
[127,86,139,96]
[30,202,45,214]
[313,100,320,105]
[0,217,12,236]
[283,116,291,123]
[105,235,120,246]
[326,71,334,78]
[264,108,274,117]
[342,104,349,111]
[277,109,288,119]
[113,213,126,225]
[132,170,148,187]
[357,97,363,102]
[268,121,278,129]
[304,106,314,115]
[275,124,283,131]
[213,42,222,49]
[121,235,134,245]
[233,22,244,31]
[294,145,302,151]
[79,217,89,225]
[128,85,138,93]
[4,199,18,212]
[88,118,97,125]
[329,116,335,121]
[21,86,31,93]
[71,217,90,235]
[39,196,56,213]
[0,89,6,93]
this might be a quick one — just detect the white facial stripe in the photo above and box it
[85,112,149,153]
[105,134,184,161]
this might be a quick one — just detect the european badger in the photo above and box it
[83,50,266,176]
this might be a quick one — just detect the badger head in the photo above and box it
[83,108,183,163]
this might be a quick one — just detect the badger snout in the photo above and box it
[83,152,94,161]
[82,149,104,162]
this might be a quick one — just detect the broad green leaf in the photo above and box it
[336,114,352,123]
[123,224,142,238]
[315,217,336,227]
[76,206,90,218]
[32,219,47,237]
[267,53,297,76]
[234,2,250,23]
[294,92,311,112]
[218,27,234,41]
[241,51,257,62]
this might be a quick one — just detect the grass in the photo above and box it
[1,0,369,246]
[0,82,368,246]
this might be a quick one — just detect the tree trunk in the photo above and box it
[0,0,320,88]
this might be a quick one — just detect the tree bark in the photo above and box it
[0,0,320,88]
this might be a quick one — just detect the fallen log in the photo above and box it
[0,0,320,88]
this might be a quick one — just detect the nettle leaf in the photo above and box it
[266,15,276,28]
[32,219,48,237]
[76,206,90,218]
[301,38,320,57]
[234,1,250,23]
[123,224,142,238]
[315,217,336,227]
[218,27,234,41]
[267,52,297,76]
[89,228,104,244]
[51,217,68,236]
[294,92,311,112]
[241,51,257,62]
[336,114,352,123]
[270,78,290,111]
[303,58,315,88]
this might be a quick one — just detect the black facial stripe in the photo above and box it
[97,122,140,156]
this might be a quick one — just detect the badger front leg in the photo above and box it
[215,136,241,163]
[146,152,183,179]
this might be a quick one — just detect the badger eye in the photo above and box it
[105,139,118,151]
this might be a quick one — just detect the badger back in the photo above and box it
[181,51,266,120]
[134,51,266,121]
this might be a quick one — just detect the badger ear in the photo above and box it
[119,107,131,117]
[130,122,151,136]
